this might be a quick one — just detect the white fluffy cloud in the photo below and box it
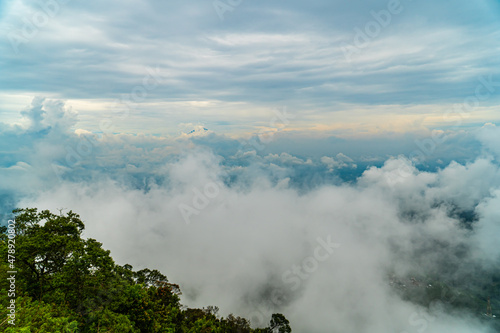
[0,98,498,331]
[16,148,500,332]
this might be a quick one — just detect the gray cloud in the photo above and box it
[1,0,500,127]
[16,146,500,332]
[1,99,498,331]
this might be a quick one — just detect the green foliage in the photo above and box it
[220,314,252,333]
[0,295,78,332]
[253,314,292,333]
[269,313,292,333]
[0,208,293,332]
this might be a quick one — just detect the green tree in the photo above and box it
[0,208,293,332]
[220,314,251,333]
[269,313,291,333]
[254,313,292,333]
[0,295,78,332]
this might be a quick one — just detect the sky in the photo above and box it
[1,0,500,332]
[1,0,500,135]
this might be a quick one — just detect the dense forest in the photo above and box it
[0,208,292,332]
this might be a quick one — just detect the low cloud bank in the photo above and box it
[19,151,500,332]
[2,98,500,332]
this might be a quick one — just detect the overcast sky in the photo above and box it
[1,0,500,136]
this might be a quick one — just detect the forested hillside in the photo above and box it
[0,208,291,332]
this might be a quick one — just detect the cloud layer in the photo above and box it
[2,100,499,332]
[18,149,500,332]
[1,0,500,134]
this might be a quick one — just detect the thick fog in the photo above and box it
[2,99,499,332]
[17,145,500,332]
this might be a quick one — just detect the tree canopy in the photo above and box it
[0,208,292,333]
